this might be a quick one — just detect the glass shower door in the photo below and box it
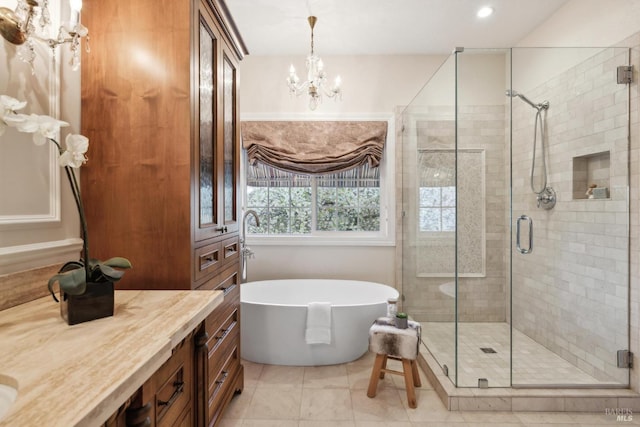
[454,48,512,388]
[401,54,458,386]
[510,47,630,387]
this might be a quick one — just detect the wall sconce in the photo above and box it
[0,0,89,70]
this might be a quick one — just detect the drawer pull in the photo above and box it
[215,328,229,341]
[215,370,229,385]
[216,226,228,233]
[157,381,184,408]
[219,283,236,295]
[204,255,215,262]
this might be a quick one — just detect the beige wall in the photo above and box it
[240,55,447,115]
[517,0,640,48]
[245,245,395,286]
[241,54,446,287]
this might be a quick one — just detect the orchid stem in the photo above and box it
[53,138,90,284]
[66,167,89,279]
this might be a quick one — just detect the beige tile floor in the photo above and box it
[422,322,623,388]
[219,352,640,426]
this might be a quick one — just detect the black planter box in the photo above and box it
[60,281,114,325]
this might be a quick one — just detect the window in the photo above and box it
[419,186,456,231]
[417,150,456,233]
[245,162,380,235]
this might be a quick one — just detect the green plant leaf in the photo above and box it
[97,264,126,281]
[59,260,84,272]
[48,267,88,297]
[102,257,132,269]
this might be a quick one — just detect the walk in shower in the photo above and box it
[400,47,631,389]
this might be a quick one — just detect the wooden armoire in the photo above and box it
[80,0,247,425]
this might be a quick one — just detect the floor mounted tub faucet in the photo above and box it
[241,210,260,282]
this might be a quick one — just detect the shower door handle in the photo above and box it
[516,215,533,254]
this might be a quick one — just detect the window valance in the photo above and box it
[241,121,387,175]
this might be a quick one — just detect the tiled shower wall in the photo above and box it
[510,47,630,384]
[400,105,507,322]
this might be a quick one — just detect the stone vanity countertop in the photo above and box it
[0,290,223,427]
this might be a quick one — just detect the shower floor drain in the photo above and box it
[480,347,497,354]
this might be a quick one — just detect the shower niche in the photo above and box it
[572,150,611,199]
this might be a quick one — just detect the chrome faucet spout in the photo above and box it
[242,209,260,243]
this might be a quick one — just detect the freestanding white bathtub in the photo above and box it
[241,279,399,366]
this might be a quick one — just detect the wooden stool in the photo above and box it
[367,317,422,408]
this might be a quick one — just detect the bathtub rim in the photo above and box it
[240,278,399,308]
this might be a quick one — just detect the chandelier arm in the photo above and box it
[287,80,310,96]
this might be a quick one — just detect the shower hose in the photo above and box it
[530,107,547,195]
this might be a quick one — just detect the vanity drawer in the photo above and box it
[153,339,192,427]
[206,308,239,378]
[205,307,239,355]
[194,241,222,282]
[221,235,239,264]
[173,406,192,427]
[207,345,240,422]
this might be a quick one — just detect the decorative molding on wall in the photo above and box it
[0,238,82,275]
[0,0,63,225]
[0,141,61,225]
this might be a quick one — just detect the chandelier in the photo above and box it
[286,16,341,110]
[0,0,89,70]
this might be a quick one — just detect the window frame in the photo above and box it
[240,114,395,247]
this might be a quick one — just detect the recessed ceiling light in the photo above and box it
[477,6,494,18]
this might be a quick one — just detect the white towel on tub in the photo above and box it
[305,302,332,344]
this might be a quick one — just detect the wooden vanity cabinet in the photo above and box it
[81,0,247,425]
[104,306,240,427]
[104,335,194,427]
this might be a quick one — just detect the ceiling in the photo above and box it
[224,0,570,56]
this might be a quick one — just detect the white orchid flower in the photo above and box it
[13,113,69,145]
[0,95,28,136]
[59,134,89,168]
[0,95,27,116]
[0,113,28,136]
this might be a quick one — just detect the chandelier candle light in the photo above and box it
[287,15,341,110]
[0,0,89,70]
